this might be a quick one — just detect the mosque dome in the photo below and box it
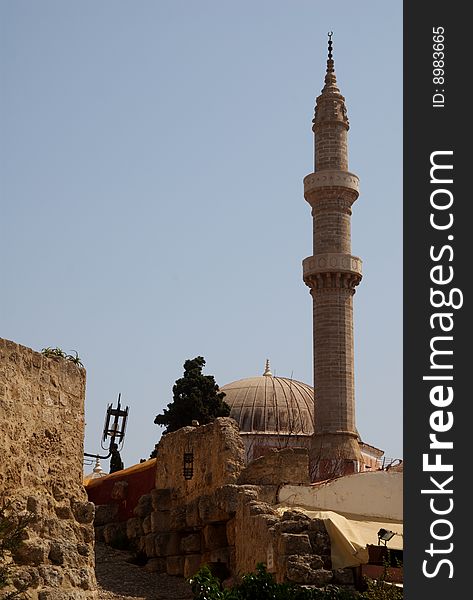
[84,457,107,482]
[221,360,314,435]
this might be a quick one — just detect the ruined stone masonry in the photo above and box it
[88,418,356,588]
[0,338,97,599]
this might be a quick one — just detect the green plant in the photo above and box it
[154,356,230,434]
[65,350,84,367]
[362,579,403,600]
[41,347,67,358]
[189,563,364,600]
[189,565,231,600]
[361,556,403,600]
[0,501,33,599]
[41,347,84,368]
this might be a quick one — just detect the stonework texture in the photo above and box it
[0,338,97,599]
[237,448,310,486]
[90,421,356,589]
[154,417,246,503]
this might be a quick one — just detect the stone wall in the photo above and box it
[155,418,246,503]
[0,338,97,599]
[237,447,310,486]
[92,420,356,590]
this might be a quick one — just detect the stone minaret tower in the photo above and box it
[303,34,363,479]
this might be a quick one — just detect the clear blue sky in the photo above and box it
[1,1,402,469]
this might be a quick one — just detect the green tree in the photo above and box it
[154,356,230,434]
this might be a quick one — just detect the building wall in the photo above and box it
[278,471,403,521]
[240,433,311,463]
[0,338,97,599]
[155,418,246,503]
[85,459,157,521]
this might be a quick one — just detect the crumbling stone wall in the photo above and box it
[237,447,310,487]
[0,338,97,599]
[155,418,246,503]
[93,420,355,590]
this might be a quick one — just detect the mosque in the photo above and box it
[220,34,385,480]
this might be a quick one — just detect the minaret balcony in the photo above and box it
[304,170,359,199]
[302,253,362,289]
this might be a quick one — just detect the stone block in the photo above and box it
[278,533,312,556]
[248,501,275,516]
[103,522,127,548]
[308,530,331,556]
[166,555,184,576]
[150,509,170,533]
[133,493,152,518]
[203,524,227,551]
[144,533,157,558]
[181,532,201,554]
[238,448,310,486]
[155,532,181,557]
[145,557,167,573]
[126,517,143,539]
[184,554,202,578]
[199,494,229,524]
[170,505,186,530]
[142,515,152,534]
[13,538,49,565]
[11,566,40,592]
[71,501,95,524]
[48,541,65,565]
[285,556,333,586]
[278,520,311,534]
[94,504,119,526]
[215,485,241,514]
[79,524,94,544]
[111,480,128,500]
[76,544,89,557]
[226,518,236,546]
[64,566,95,590]
[39,565,64,587]
[26,495,45,515]
[151,488,172,511]
[255,485,279,505]
[185,499,201,527]
[55,505,73,520]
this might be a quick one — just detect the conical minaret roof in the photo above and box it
[312,32,349,134]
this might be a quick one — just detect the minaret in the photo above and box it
[303,33,363,479]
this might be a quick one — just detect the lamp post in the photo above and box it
[84,393,129,462]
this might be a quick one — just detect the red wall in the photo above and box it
[85,459,157,521]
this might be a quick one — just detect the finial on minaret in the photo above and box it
[326,31,334,73]
[93,457,103,475]
[263,359,272,377]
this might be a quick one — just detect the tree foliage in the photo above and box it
[154,356,230,434]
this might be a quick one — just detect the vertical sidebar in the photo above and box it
[404,3,468,598]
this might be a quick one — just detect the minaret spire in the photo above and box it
[303,35,362,480]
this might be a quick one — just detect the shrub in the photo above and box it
[189,563,403,600]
